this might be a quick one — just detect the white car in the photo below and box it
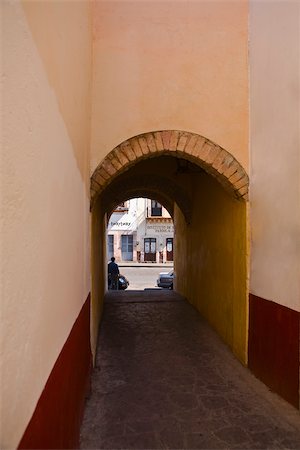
[157,270,174,289]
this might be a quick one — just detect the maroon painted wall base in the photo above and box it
[248,294,299,409]
[18,294,92,449]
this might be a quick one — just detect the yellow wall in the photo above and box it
[175,174,248,363]
[91,0,249,173]
[1,2,92,448]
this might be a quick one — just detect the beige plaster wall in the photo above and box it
[22,0,92,187]
[91,0,249,173]
[249,1,300,312]
[0,2,91,448]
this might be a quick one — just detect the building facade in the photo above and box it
[2,1,300,449]
[107,198,174,264]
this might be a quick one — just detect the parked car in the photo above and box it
[118,274,129,290]
[108,274,129,290]
[157,270,174,289]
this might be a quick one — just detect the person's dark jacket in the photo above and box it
[108,261,119,275]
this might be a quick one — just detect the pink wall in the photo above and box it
[1,1,92,447]
[91,1,249,173]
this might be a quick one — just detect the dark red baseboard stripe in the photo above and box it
[248,293,299,409]
[18,294,92,449]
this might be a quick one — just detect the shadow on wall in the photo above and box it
[90,132,248,365]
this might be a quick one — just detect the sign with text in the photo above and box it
[146,224,174,234]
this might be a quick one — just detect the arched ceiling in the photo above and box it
[100,173,192,224]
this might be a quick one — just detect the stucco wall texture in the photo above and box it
[2,0,300,448]
[1,2,92,448]
[90,0,249,174]
[174,175,248,364]
[249,1,300,312]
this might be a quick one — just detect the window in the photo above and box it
[108,235,114,259]
[151,200,162,216]
[121,235,133,261]
[114,201,129,212]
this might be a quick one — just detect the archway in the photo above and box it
[91,130,248,207]
[90,131,249,364]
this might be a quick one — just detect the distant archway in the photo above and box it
[101,174,192,224]
[91,130,249,209]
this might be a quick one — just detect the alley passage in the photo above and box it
[80,291,300,449]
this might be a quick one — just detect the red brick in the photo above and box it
[130,138,143,158]
[101,159,117,176]
[234,176,248,190]
[223,160,240,179]
[169,130,180,152]
[115,145,130,166]
[229,168,245,184]
[184,134,198,155]
[177,132,191,152]
[120,141,136,161]
[108,151,123,171]
[212,149,227,171]
[161,130,172,149]
[97,167,110,181]
[145,133,157,153]
[138,136,150,155]
[153,132,164,151]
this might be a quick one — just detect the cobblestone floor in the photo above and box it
[80,290,300,449]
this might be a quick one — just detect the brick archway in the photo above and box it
[91,130,249,208]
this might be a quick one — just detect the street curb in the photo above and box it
[119,263,173,268]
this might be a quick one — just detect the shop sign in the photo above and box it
[110,221,131,227]
[146,224,174,233]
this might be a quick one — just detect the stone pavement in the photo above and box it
[80,290,300,449]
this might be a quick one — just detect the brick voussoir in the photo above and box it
[138,136,150,155]
[184,134,199,155]
[120,141,136,162]
[92,171,106,187]
[217,154,235,175]
[101,159,117,176]
[234,176,249,190]
[229,170,247,187]
[153,131,164,151]
[145,133,157,153]
[115,145,130,166]
[130,138,143,158]
[212,149,227,171]
[169,130,180,151]
[91,178,101,192]
[209,145,223,165]
[177,131,191,152]
[190,136,206,158]
[108,151,123,171]
[203,144,221,165]
[161,130,172,149]
[237,184,249,196]
[223,160,240,179]
[97,167,110,181]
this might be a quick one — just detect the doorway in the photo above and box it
[166,237,173,261]
[144,237,157,262]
